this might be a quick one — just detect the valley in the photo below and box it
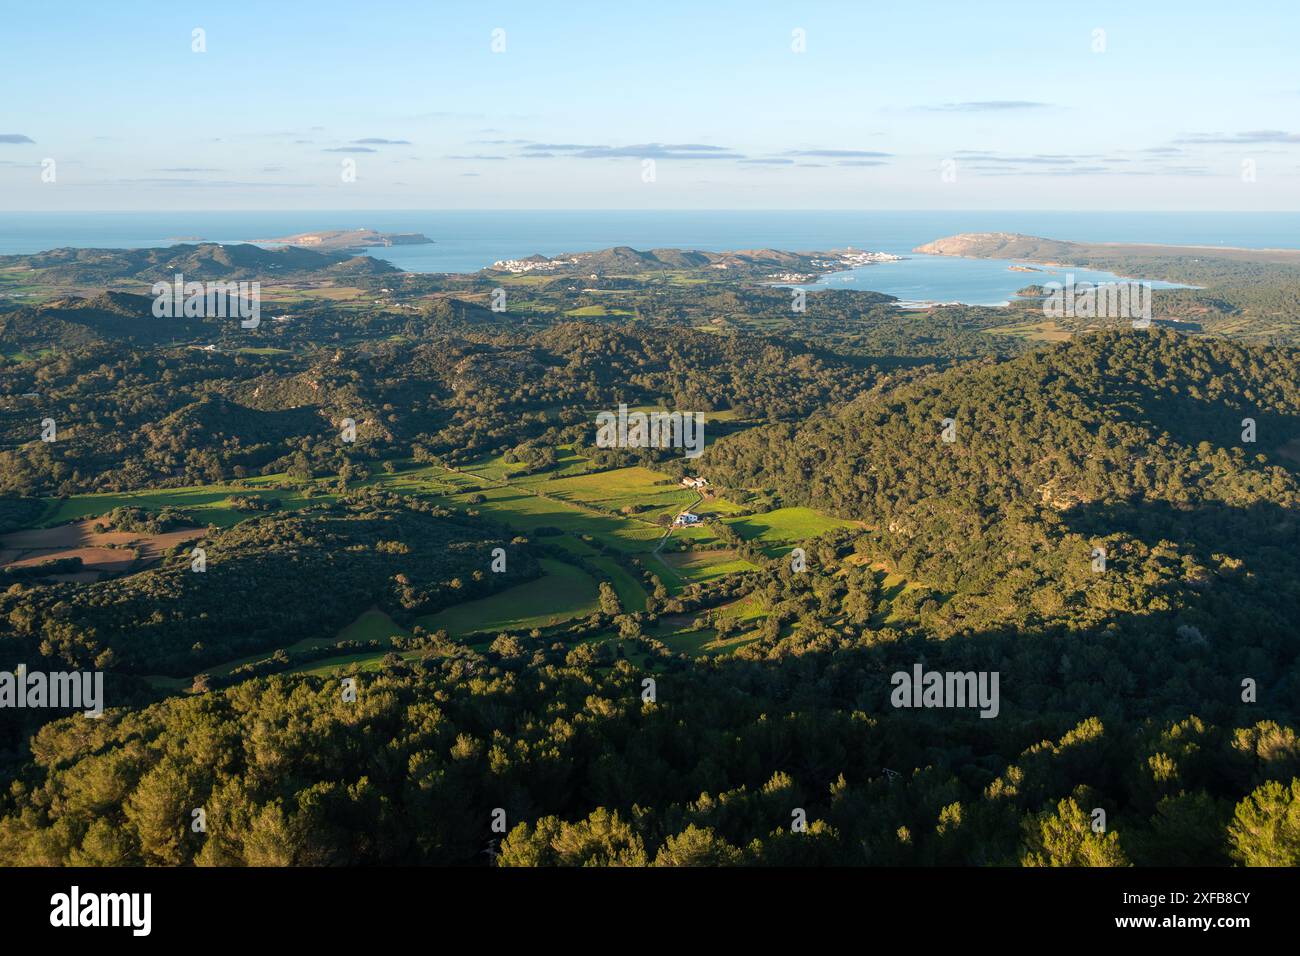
[0,229,1296,871]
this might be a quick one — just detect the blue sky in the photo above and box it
[2,0,1298,210]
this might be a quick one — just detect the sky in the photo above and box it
[2,0,1299,211]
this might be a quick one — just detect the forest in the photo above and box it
[0,243,1296,868]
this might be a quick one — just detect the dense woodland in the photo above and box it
[0,619,1293,866]
[0,493,538,676]
[0,245,1297,866]
[0,304,896,495]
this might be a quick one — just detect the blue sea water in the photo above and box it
[0,210,1293,305]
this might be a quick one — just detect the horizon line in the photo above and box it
[3,208,1300,215]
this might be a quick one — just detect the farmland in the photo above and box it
[417,557,600,636]
[0,517,204,581]
[21,453,857,676]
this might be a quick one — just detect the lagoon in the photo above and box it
[0,209,1287,305]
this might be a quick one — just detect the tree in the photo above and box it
[1228,779,1300,866]
[598,581,621,616]
[122,758,196,865]
[1020,798,1130,867]
[653,825,744,866]
[68,819,136,866]
[497,809,648,866]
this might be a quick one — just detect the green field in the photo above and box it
[563,304,634,317]
[418,557,600,635]
[338,608,412,643]
[290,648,425,677]
[535,466,697,523]
[714,593,769,623]
[364,461,468,495]
[442,479,676,555]
[983,319,1072,342]
[589,555,649,611]
[655,626,758,656]
[1,348,54,362]
[457,445,596,484]
[723,507,855,553]
[40,479,330,528]
[31,459,854,659]
[658,548,758,584]
[141,608,412,687]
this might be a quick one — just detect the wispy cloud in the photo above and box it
[956,152,1092,166]
[1174,129,1300,144]
[72,178,314,188]
[520,143,602,152]
[980,165,1114,177]
[1131,165,1213,176]
[520,142,744,160]
[323,146,377,153]
[0,134,35,144]
[916,100,1051,112]
[584,144,741,159]
[785,149,892,158]
[514,141,896,166]
[351,137,412,145]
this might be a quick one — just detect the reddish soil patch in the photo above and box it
[5,547,137,573]
[0,519,205,581]
[137,529,206,560]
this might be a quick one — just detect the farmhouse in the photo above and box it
[680,476,709,489]
[673,511,702,527]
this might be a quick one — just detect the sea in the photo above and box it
[0,210,1295,306]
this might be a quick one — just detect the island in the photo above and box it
[250,228,434,254]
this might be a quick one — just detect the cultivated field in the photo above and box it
[25,456,857,674]
[417,557,600,636]
[0,518,204,581]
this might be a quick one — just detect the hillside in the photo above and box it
[252,229,433,253]
[917,233,1300,341]
[704,329,1300,636]
[0,251,1297,873]
[915,232,1300,267]
[0,242,399,286]
[0,494,539,676]
[486,245,898,279]
[0,291,207,349]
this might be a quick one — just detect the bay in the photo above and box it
[0,210,1290,305]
